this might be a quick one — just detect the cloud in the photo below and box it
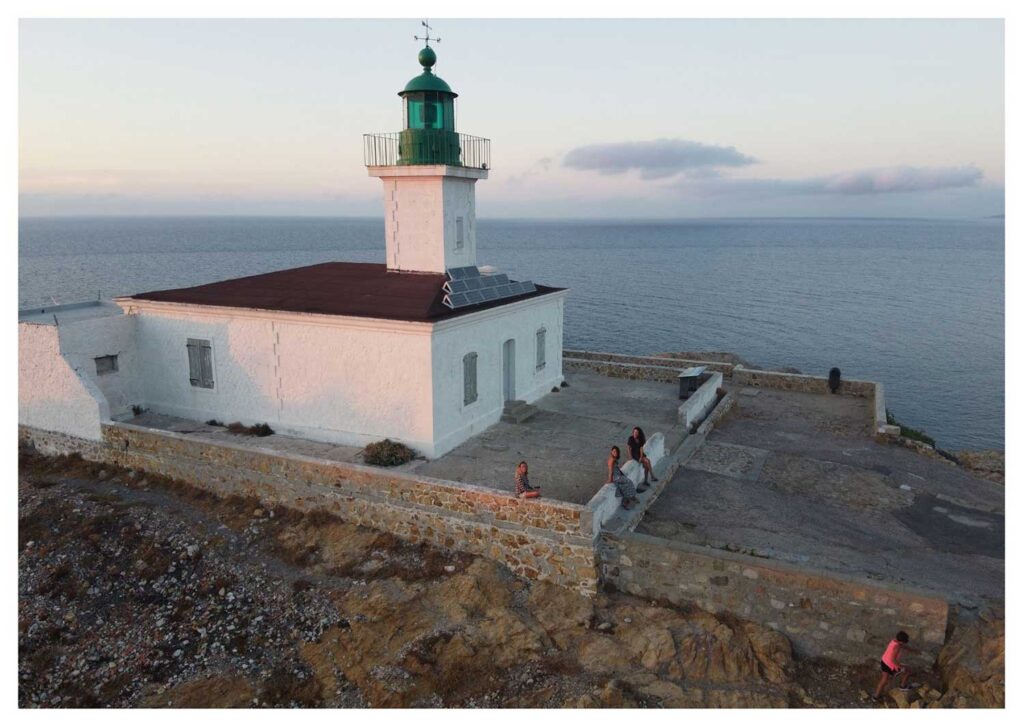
[814,165,984,194]
[563,139,756,180]
[678,165,984,198]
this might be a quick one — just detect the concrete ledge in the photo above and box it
[873,381,901,440]
[678,371,723,429]
[598,432,705,537]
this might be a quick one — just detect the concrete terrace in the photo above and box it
[636,387,1004,604]
[127,371,689,507]
[414,372,686,504]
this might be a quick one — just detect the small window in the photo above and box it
[455,216,464,249]
[535,328,547,370]
[463,352,478,405]
[187,338,215,389]
[94,354,118,376]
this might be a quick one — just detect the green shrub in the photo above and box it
[363,438,416,467]
[886,409,936,447]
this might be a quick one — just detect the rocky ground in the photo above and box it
[955,450,1005,485]
[18,446,1004,708]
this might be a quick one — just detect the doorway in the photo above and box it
[502,338,516,402]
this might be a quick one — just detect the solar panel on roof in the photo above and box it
[447,266,479,280]
[442,266,540,310]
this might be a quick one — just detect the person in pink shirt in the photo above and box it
[873,631,916,699]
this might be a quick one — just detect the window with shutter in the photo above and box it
[187,338,215,389]
[455,217,464,249]
[536,328,546,370]
[463,352,478,405]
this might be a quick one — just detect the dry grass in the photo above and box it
[363,439,415,467]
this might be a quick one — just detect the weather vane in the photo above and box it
[414,19,440,47]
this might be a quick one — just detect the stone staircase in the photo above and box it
[501,399,538,424]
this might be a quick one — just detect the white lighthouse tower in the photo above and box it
[364,40,490,273]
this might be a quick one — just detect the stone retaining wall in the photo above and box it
[600,531,948,664]
[564,358,685,383]
[22,423,600,595]
[564,349,734,376]
[697,392,736,435]
[732,366,875,398]
[19,425,107,461]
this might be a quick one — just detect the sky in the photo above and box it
[19,18,1004,219]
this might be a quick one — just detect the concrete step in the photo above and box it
[501,400,538,424]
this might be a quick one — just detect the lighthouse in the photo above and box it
[364,43,490,274]
[20,31,568,460]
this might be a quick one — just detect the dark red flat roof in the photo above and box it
[130,262,562,322]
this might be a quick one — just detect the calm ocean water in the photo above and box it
[18,216,1004,452]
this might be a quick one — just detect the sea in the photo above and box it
[18,216,1004,452]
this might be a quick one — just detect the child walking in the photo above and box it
[873,631,916,699]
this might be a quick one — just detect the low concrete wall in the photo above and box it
[564,349,734,376]
[678,371,723,429]
[874,382,901,440]
[600,531,948,664]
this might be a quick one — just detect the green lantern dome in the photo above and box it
[400,46,457,96]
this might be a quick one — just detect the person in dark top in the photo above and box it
[607,446,638,509]
[514,461,540,499]
[627,426,658,489]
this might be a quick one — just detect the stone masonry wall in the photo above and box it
[732,366,876,398]
[564,358,684,383]
[19,425,107,461]
[600,532,948,664]
[21,423,599,595]
[22,421,945,655]
[563,349,734,376]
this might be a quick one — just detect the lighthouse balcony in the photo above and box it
[364,131,490,170]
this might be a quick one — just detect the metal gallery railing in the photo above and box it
[363,131,491,170]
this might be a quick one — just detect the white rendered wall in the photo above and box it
[57,314,140,420]
[19,323,106,441]
[370,165,484,273]
[430,292,567,457]
[123,302,437,453]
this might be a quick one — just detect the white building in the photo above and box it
[19,45,567,458]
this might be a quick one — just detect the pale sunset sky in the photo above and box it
[19,18,1004,218]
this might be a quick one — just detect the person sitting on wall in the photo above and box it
[607,446,638,510]
[514,461,541,499]
[873,631,917,700]
[627,426,658,491]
